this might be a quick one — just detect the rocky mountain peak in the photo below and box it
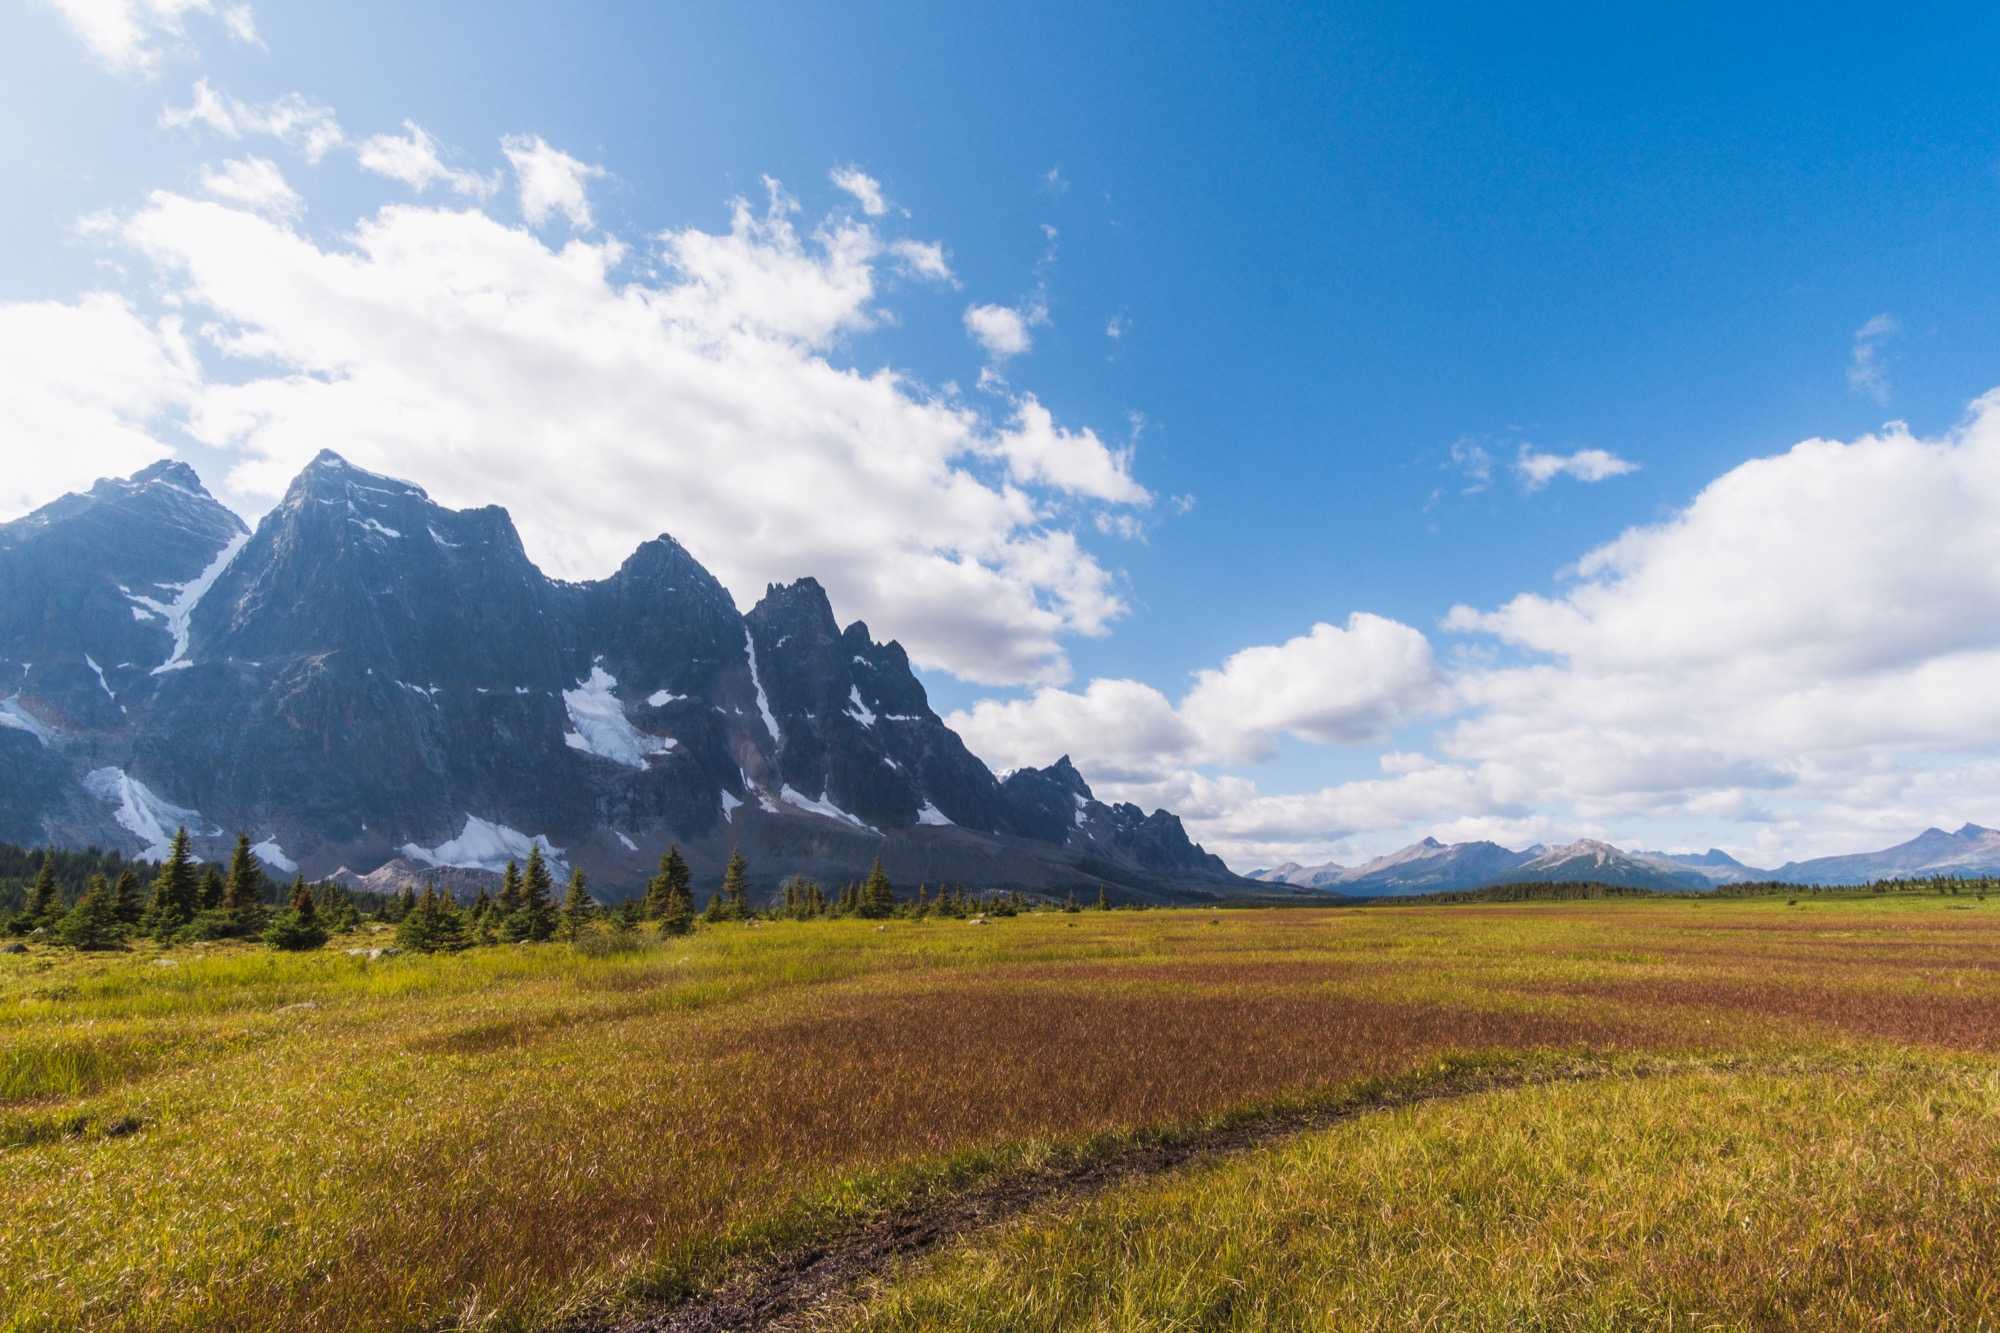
[129,458,213,494]
[1044,754,1094,801]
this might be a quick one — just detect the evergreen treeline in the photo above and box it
[1365,881,1664,907]
[0,844,148,915]
[1,830,1135,956]
[1365,875,2000,907]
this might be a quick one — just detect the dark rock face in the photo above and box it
[0,454,1258,903]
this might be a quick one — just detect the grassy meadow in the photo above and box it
[5,894,2000,1329]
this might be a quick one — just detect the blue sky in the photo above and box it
[9,1,2000,869]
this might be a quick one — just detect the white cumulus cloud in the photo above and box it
[356,121,498,198]
[502,134,604,230]
[42,0,260,76]
[85,173,1146,686]
[0,293,199,518]
[195,155,299,219]
[964,301,1041,360]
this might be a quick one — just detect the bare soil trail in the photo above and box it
[573,1057,1735,1333]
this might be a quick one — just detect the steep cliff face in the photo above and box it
[0,455,1259,903]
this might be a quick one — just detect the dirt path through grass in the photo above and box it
[579,1056,1737,1333]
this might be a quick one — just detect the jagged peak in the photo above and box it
[129,458,209,493]
[749,577,838,637]
[294,449,431,499]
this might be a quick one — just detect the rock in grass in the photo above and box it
[1,942,25,954]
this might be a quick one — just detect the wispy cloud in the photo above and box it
[1847,312,1898,404]
[1514,444,1638,490]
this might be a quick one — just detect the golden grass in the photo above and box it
[1,896,1997,1329]
[841,1060,2000,1330]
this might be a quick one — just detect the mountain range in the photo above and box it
[0,454,1261,903]
[1247,824,2000,895]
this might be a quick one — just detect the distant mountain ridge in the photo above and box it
[0,454,1258,903]
[1249,825,2000,895]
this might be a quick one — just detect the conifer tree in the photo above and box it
[111,868,142,926]
[198,865,225,911]
[659,865,694,936]
[144,827,200,942]
[396,885,470,953]
[1063,888,1080,914]
[505,846,557,942]
[645,846,692,920]
[701,889,727,923]
[58,874,124,950]
[719,849,750,920]
[1095,885,1110,911]
[264,876,329,950]
[859,857,894,918]
[913,882,929,919]
[560,868,594,942]
[221,834,267,934]
[497,860,524,920]
[25,850,60,926]
[392,884,418,923]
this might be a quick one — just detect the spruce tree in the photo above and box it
[560,868,593,942]
[497,860,524,920]
[396,885,470,953]
[221,835,267,934]
[198,865,226,911]
[859,857,894,918]
[1095,885,1110,911]
[264,876,329,950]
[144,827,200,942]
[719,849,750,920]
[57,874,124,950]
[25,851,60,926]
[659,864,694,936]
[504,846,557,942]
[701,889,726,923]
[111,869,143,926]
[644,846,692,920]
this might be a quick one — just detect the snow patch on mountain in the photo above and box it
[132,531,251,675]
[780,784,879,833]
[252,839,297,874]
[349,514,403,540]
[85,654,119,704]
[916,801,953,827]
[400,815,565,874]
[0,697,54,745]
[562,663,676,768]
[83,766,209,861]
[646,689,687,707]
[847,685,876,727]
[720,789,743,821]
[614,830,638,852]
[745,629,782,748]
